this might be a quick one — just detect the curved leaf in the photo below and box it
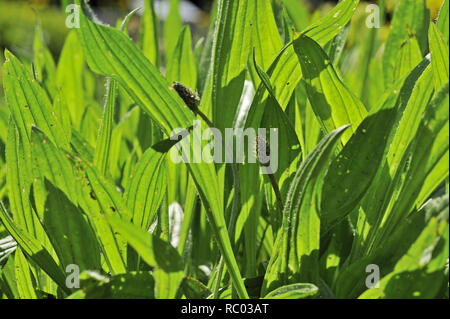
[106,214,183,273]
[166,26,197,90]
[293,34,367,144]
[262,125,349,295]
[0,202,69,294]
[429,21,449,90]
[76,2,193,135]
[263,283,318,299]
[382,0,429,88]
[125,147,166,231]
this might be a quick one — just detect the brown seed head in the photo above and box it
[172,81,200,112]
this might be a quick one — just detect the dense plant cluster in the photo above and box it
[0,0,448,299]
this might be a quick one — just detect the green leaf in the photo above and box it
[349,56,433,259]
[209,0,253,133]
[321,108,397,234]
[14,247,38,299]
[52,91,72,140]
[437,0,449,43]
[336,195,449,298]
[260,100,301,222]
[0,202,69,294]
[164,0,183,60]
[240,56,301,277]
[107,106,138,181]
[41,180,101,271]
[181,276,212,299]
[141,0,160,67]
[410,83,450,207]
[5,121,58,295]
[3,50,70,149]
[371,83,449,252]
[117,0,250,296]
[254,0,283,68]
[386,65,434,176]
[79,103,102,148]
[249,0,283,87]
[392,36,422,81]
[94,78,117,176]
[124,147,166,231]
[33,22,57,100]
[56,31,87,128]
[325,23,350,66]
[70,129,95,162]
[359,213,448,299]
[30,126,79,206]
[253,57,301,216]
[177,177,198,255]
[250,0,361,114]
[288,125,350,281]
[105,214,183,273]
[74,14,246,297]
[262,125,349,295]
[237,0,361,153]
[301,0,360,46]
[77,195,127,276]
[166,26,197,90]
[281,0,309,32]
[76,2,194,135]
[263,283,318,299]
[0,255,19,299]
[293,34,367,144]
[238,0,361,269]
[28,127,103,273]
[85,165,130,219]
[61,158,128,275]
[6,120,37,236]
[354,20,379,106]
[382,0,429,88]
[68,271,155,299]
[106,206,184,298]
[197,1,218,95]
[296,84,322,156]
[163,24,196,238]
[429,21,449,90]
[154,268,183,299]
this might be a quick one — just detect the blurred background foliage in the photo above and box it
[0,0,444,80]
[0,0,444,63]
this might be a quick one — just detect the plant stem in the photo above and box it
[268,172,284,214]
[195,109,215,128]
